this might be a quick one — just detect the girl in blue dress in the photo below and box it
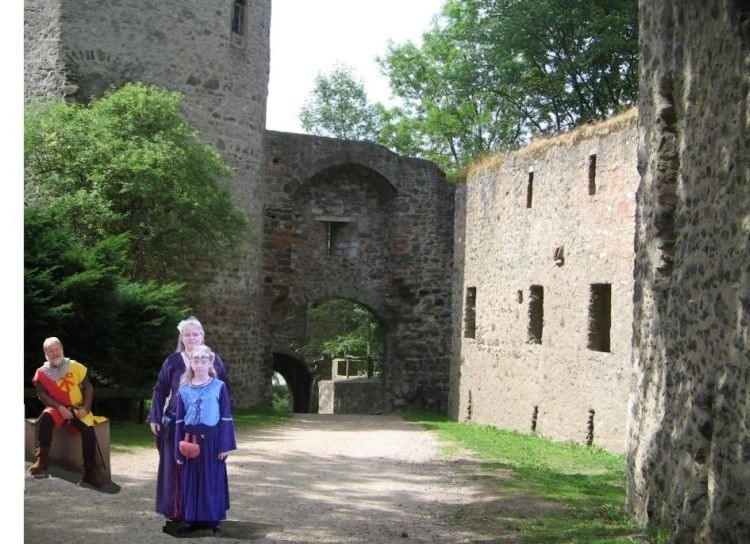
[175,344,236,535]
[148,316,229,521]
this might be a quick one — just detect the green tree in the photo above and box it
[24,206,185,389]
[24,82,251,293]
[297,298,385,361]
[382,0,638,171]
[299,65,384,141]
[300,0,638,179]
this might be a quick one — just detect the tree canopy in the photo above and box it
[24,206,184,389]
[299,0,638,179]
[295,298,385,362]
[300,64,385,141]
[25,82,251,292]
[24,82,251,392]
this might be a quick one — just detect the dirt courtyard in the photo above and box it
[24,414,522,543]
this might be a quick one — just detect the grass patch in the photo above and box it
[110,419,155,453]
[110,406,292,453]
[233,406,293,431]
[403,410,648,543]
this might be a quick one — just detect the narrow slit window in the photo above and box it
[526,170,534,208]
[464,287,476,339]
[528,285,543,344]
[588,154,597,195]
[554,246,565,266]
[231,0,246,37]
[588,283,611,352]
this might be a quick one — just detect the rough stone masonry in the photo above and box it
[450,110,639,454]
[23,1,749,541]
[627,1,750,542]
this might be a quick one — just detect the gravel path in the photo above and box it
[24,414,513,543]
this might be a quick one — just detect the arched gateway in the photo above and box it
[263,131,455,413]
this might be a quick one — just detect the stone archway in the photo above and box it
[272,352,313,413]
[263,133,455,412]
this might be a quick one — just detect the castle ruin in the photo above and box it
[627,1,749,541]
[451,110,639,453]
[24,0,749,541]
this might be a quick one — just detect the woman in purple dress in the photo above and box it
[148,316,229,521]
[175,344,236,535]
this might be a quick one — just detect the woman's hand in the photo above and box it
[150,422,160,436]
[218,452,228,461]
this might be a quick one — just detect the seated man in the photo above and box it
[28,336,107,487]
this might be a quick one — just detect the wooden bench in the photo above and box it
[24,417,112,482]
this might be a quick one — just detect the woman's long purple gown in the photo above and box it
[147,351,228,520]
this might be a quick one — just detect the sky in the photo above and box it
[266,0,444,133]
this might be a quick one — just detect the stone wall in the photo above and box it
[318,380,384,415]
[451,111,639,453]
[24,0,272,407]
[263,131,455,411]
[628,1,750,541]
[24,1,67,102]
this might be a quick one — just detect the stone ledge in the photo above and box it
[24,418,111,482]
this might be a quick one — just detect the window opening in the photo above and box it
[326,222,345,256]
[586,409,596,446]
[588,283,612,352]
[554,246,565,266]
[588,154,597,195]
[231,0,245,37]
[317,216,358,258]
[526,170,534,208]
[528,285,543,344]
[464,287,476,339]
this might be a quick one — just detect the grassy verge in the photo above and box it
[403,410,649,543]
[109,407,292,453]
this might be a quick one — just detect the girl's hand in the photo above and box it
[176,459,183,465]
[218,452,228,461]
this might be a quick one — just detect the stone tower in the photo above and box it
[629,1,750,541]
[24,0,273,406]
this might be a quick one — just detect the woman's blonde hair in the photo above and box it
[175,316,205,352]
[179,345,217,387]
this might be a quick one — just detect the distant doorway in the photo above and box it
[272,353,312,413]
[272,372,292,412]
